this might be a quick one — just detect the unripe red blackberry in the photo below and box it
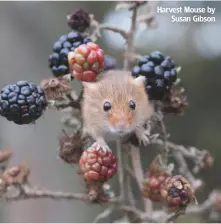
[79,142,117,183]
[160,175,196,212]
[143,159,171,202]
[68,42,105,82]
[132,51,178,100]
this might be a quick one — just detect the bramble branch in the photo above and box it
[2,184,119,204]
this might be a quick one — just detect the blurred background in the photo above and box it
[0,1,220,222]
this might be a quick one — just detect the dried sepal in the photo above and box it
[40,77,72,101]
[162,86,189,115]
[59,130,84,164]
[2,161,30,186]
[86,182,110,204]
[67,9,91,32]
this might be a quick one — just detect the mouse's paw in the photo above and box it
[135,127,150,147]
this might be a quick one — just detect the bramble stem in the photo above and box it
[99,24,129,39]
[123,7,138,70]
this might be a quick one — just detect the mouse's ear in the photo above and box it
[133,76,146,87]
[82,81,97,90]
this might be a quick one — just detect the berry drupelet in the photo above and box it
[48,31,91,77]
[132,51,178,100]
[104,55,118,71]
[0,81,47,125]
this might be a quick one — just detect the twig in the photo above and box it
[123,6,138,70]
[2,185,118,204]
[130,144,152,215]
[155,110,170,165]
[93,205,116,223]
[186,191,217,215]
[99,24,128,39]
[116,140,124,201]
[151,139,206,163]
[130,146,143,191]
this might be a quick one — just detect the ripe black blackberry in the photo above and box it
[104,55,118,71]
[131,51,178,100]
[48,31,91,77]
[0,81,47,125]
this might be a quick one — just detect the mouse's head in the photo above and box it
[82,70,153,136]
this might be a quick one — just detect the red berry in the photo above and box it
[87,51,97,64]
[83,71,96,82]
[68,43,105,82]
[79,142,117,183]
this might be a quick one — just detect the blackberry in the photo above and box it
[48,31,91,77]
[0,81,47,125]
[104,55,118,71]
[131,51,178,100]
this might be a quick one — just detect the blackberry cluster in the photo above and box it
[48,31,91,77]
[0,81,47,125]
[132,51,177,100]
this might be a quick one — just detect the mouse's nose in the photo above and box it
[114,120,128,132]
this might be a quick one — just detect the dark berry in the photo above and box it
[0,82,47,125]
[72,41,82,48]
[150,51,164,65]
[138,56,149,66]
[140,64,154,78]
[67,31,81,42]
[132,66,140,77]
[63,41,72,49]
[170,68,177,82]
[53,41,62,53]
[161,59,171,69]
[49,53,59,67]
[131,51,178,101]
[60,48,69,57]
[164,71,172,82]
[154,66,164,77]
[59,35,67,42]
[104,55,118,71]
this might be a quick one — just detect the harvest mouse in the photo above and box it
[82,70,154,145]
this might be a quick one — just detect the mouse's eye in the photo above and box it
[103,101,112,112]
[129,100,136,110]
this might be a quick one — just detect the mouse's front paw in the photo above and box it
[135,128,150,147]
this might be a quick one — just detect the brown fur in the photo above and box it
[82,70,153,141]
